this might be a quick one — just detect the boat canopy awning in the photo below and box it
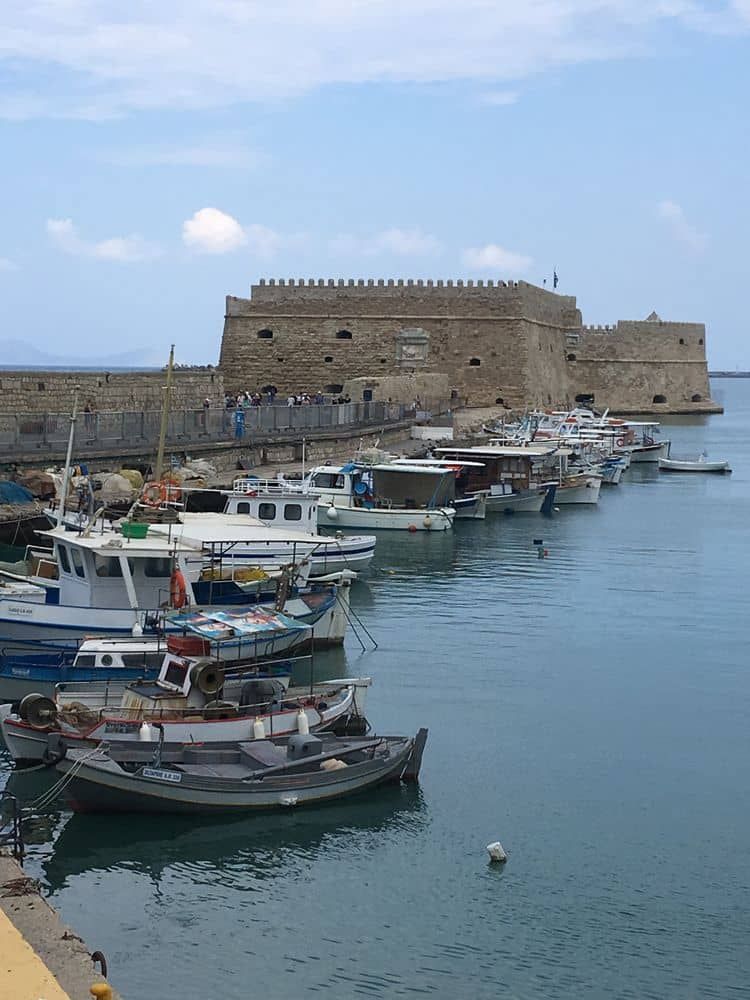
[167,607,311,641]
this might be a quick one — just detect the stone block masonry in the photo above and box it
[0,368,225,416]
[219,279,720,413]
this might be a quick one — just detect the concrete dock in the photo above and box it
[0,853,119,999]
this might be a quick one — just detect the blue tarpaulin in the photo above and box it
[0,481,35,504]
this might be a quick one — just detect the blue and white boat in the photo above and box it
[0,524,352,658]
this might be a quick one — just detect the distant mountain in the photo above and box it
[0,339,163,369]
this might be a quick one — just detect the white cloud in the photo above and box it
[331,228,441,257]
[0,2,744,119]
[0,257,18,272]
[182,207,247,254]
[46,218,161,262]
[657,200,708,252]
[462,243,533,273]
[478,90,520,106]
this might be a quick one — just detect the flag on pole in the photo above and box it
[553,269,559,289]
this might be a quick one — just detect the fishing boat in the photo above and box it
[0,605,310,702]
[431,446,556,513]
[0,642,370,765]
[0,525,352,654]
[658,455,731,473]
[292,463,456,531]
[50,728,428,813]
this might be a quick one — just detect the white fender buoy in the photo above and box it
[139,721,153,742]
[326,506,339,520]
[423,515,432,529]
[486,841,508,863]
[253,717,265,740]
[297,710,310,735]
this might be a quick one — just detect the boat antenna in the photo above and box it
[154,344,175,484]
[57,389,79,528]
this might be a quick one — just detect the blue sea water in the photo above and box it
[2,380,749,999]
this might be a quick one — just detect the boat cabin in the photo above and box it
[183,478,320,534]
[303,463,456,511]
[434,446,559,494]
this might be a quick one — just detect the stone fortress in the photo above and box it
[220,278,719,414]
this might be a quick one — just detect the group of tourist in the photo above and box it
[216,390,353,410]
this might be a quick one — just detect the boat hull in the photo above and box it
[318,504,454,531]
[658,458,730,473]
[55,736,420,814]
[555,478,602,504]
[478,489,546,514]
[623,441,670,463]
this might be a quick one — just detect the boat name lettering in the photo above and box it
[104,721,141,733]
[142,767,182,783]
[7,606,33,615]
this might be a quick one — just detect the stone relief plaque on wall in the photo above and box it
[395,327,430,368]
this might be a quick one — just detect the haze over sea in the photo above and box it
[2,379,748,999]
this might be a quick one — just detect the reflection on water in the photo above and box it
[43,785,427,892]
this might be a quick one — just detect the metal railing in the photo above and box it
[0,400,450,456]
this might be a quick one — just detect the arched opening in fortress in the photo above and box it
[324,356,333,363]
[575,393,595,405]
[567,353,577,362]
[335,330,353,340]
[468,358,481,366]
[652,394,667,404]
[679,338,685,345]
[495,397,505,406]
[257,328,273,339]
[691,393,703,402]
[699,338,704,345]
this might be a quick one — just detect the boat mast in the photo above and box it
[56,389,79,527]
[154,344,175,483]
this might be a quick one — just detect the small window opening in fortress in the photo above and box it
[37,381,45,391]
[691,393,703,402]
[575,393,595,405]
[324,356,333,363]
[679,338,685,345]
[326,383,344,394]
[567,353,577,362]
[699,338,704,345]
[257,328,273,339]
[335,330,353,340]
[380,358,387,364]
[469,358,481,366]
[652,394,667,404]
[495,397,505,406]
[276,357,285,363]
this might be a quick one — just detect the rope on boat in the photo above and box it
[334,591,378,651]
[28,746,107,812]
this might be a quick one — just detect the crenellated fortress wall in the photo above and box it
[220,279,719,413]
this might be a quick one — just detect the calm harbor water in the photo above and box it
[2,380,750,999]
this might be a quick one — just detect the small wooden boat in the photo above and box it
[51,728,429,813]
[658,456,731,474]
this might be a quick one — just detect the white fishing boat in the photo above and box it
[291,463,456,531]
[0,639,371,765]
[0,525,352,655]
[658,455,731,473]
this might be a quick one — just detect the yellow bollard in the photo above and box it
[90,984,112,1000]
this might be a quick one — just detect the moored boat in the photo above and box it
[658,456,731,473]
[51,727,428,813]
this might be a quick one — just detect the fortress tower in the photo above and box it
[219,279,719,413]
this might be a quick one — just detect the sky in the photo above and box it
[0,1,748,368]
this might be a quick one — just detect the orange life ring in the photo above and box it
[170,568,188,609]
[142,481,162,507]
[161,479,182,503]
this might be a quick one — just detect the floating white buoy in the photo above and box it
[486,841,508,863]
[326,506,339,520]
[253,717,265,740]
[297,710,310,735]
[138,721,153,742]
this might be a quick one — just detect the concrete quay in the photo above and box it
[0,853,120,999]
